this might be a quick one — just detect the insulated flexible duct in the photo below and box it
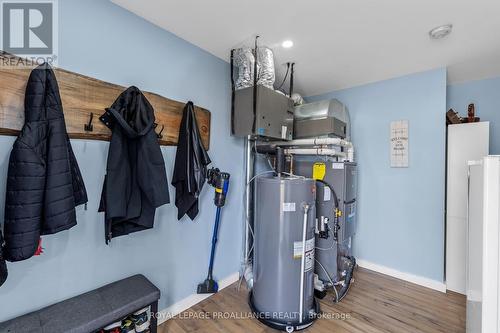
[233,47,275,90]
[234,48,255,90]
[256,47,275,89]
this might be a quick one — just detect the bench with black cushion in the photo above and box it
[0,274,160,333]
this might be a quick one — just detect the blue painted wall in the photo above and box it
[0,0,243,321]
[447,77,500,154]
[307,69,447,282]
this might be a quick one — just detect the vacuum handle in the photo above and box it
[208,207,222,279]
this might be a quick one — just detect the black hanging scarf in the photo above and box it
[0,230,7,287]
[171,102,211,220]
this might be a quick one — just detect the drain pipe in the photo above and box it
[299,204,310,324]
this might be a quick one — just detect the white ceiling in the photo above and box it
[112,0,500,96]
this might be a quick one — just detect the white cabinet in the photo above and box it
[467,160,484,333]
[466,156,500,333]
[446,122,489,294]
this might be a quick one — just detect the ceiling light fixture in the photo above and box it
[282,40,294,48]
[429,24,453,40]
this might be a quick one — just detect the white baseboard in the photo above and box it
[156,272,240,325]
[468,290,481,302]
[356,259,447,293]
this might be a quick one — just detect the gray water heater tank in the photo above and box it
[250,176,319,331]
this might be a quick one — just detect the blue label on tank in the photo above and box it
[258,128,265,135]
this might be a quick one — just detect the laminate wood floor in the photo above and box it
[159,267,465,333]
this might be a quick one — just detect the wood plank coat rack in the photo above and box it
[0,53,211,149]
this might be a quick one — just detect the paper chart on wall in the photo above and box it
[390,120,409,168]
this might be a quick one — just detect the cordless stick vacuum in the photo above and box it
[197,168,230,294]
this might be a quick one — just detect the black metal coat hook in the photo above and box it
[156,124,164,139]
[84,112,94,132]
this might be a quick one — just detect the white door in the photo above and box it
[446,122,489,294]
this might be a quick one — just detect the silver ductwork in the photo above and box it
[233,48,255,90]
[256,47,275,90]
[233,47,275,91]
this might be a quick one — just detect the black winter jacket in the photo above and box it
[172,102,211,220]
[99,86,170,243]
[3,64,88,262]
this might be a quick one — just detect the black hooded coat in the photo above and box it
[99,86,170,243]
[3,64,88,262]
[171,101,211,220]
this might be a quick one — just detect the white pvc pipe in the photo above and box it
[270,138,353,148]
[256,138,355,161]
[284,148,346,158]
[299,204,310,324]
[347,147,355,162]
